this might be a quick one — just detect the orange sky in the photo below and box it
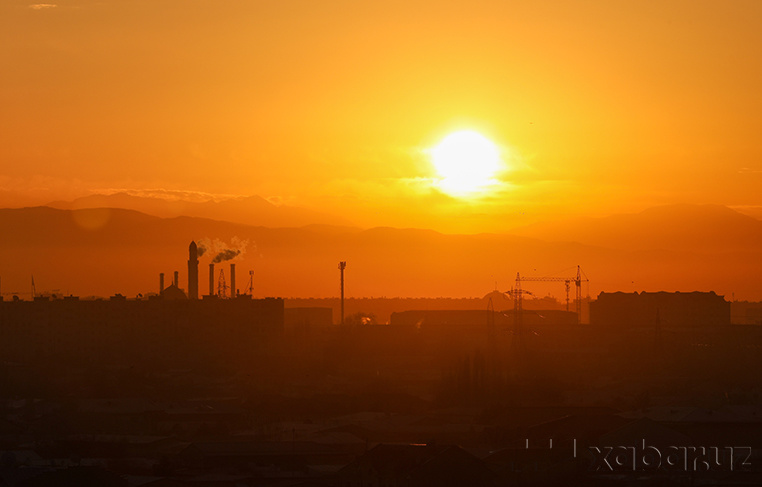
[2,0,762,233]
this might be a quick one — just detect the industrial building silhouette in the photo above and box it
[0,241,283,368]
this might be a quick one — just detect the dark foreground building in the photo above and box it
[0,296,284,367]
[590,291,730,327]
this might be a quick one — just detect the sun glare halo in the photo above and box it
[429,130,503,196]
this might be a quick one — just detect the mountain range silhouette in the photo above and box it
[0,203,759,300]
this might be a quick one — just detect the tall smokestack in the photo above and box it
[209,263,215,296]
[230,263,236,299]
[188,241,199,300]
[173,271,179,288]
[159,273,165,296]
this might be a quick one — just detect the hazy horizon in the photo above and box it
[0,202,760,302]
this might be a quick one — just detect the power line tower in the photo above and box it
[503,273,533,377]
[338,261,347,325]
[217,268,228,298]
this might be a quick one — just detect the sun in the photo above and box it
[429,130,502,196]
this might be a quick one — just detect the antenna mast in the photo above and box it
[338,261,347,325]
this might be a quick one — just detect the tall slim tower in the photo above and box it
[338,261,347,325]
[209,263,215,297]
[188,241,199,300]
[230,263,236,299]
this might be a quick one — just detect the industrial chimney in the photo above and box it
[173,271,179,288]
[188,241,199,300]
[230,263,236,299]
[159,273,165,296]
[209,263,215,296]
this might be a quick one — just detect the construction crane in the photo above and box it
[0,275,58,300]
[518,265,589,324]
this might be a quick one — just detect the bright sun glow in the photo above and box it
[429,130,502,196]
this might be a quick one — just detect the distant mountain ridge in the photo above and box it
[0,204,760,300]
[46,192,353,229]
[509,204,762,252]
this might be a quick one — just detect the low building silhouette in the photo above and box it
[590,291,730,327]
[0,297,284,368]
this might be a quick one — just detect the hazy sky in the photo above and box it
[2,0,762,232]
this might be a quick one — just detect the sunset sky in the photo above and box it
[2,0,762,233]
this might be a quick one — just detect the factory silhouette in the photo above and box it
[0,241,760,486]
[162,240,245,300]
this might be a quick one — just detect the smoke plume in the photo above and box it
[212,248,241,263]
[197,236,250,263]
[196,238,210,257]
